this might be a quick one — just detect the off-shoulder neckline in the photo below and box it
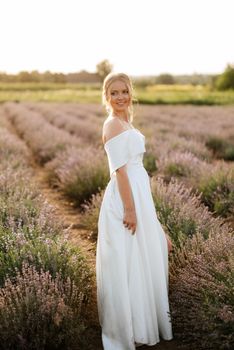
[104,128,140,147]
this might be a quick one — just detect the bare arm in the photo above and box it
[116,167,135,211]
[103,118,137,234]
[116,166,137,234]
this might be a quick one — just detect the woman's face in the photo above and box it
[107,80,131,114]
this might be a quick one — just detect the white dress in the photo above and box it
[96,127,173,350]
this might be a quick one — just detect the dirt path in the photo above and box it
[29,162,97,267]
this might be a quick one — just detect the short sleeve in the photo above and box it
[104,130,130,177]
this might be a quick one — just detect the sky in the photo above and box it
[0,0,233,76]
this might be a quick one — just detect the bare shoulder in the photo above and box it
[102,117,126,145]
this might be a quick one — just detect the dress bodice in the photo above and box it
[104,128,146,177]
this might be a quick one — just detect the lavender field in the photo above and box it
[0,102,234,350]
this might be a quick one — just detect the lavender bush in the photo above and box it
[0,139,93,299]
[0,225,93,294]
[197,162,234,218]
[150,176,228,248]
[0,263,87,349]
[0,122,94,348]
[0,128,30,167]
[170,135,213,161]
[149,133,212,165]
[4,102,83,164]
[157,150,209,182]
[143,147,158,176]
[26,103,101,146]
[80,190,105,241]
[0,167,62,237]
[206,135,234,161]
[150,174,234,348]
[46,146,109,207]
[170,230,234,349]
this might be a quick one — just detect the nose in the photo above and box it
[117,93,125,100]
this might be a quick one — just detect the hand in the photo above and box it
[123,207,137,235]
[165,234,173,253]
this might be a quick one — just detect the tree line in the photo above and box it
[0,59,233,90]
[0,60,112,84]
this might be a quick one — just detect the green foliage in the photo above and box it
[62,168,108,207]
[155,73,175,84]
[12,70,66,83]
[164,163,187,178]
[133,77,155,88]
[206,136,234,161]
[1,83,234,104]
[137,85,234,105]
[80,191,105,241]
[143,152,157,175]
[0,82,101,91]
[198,167,234,217]
[216,64,234,90]
[206,136,226,153]
[96,59,113,81]
[224,145,234,160]
[0,71,98,84]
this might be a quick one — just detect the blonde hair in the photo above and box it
[102,72,137,123]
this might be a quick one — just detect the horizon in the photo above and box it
[0,68,222,78]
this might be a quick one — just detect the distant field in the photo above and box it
[0,82,234,105]
[138,84,234,105]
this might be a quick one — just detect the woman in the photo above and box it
[96,72,173,350]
